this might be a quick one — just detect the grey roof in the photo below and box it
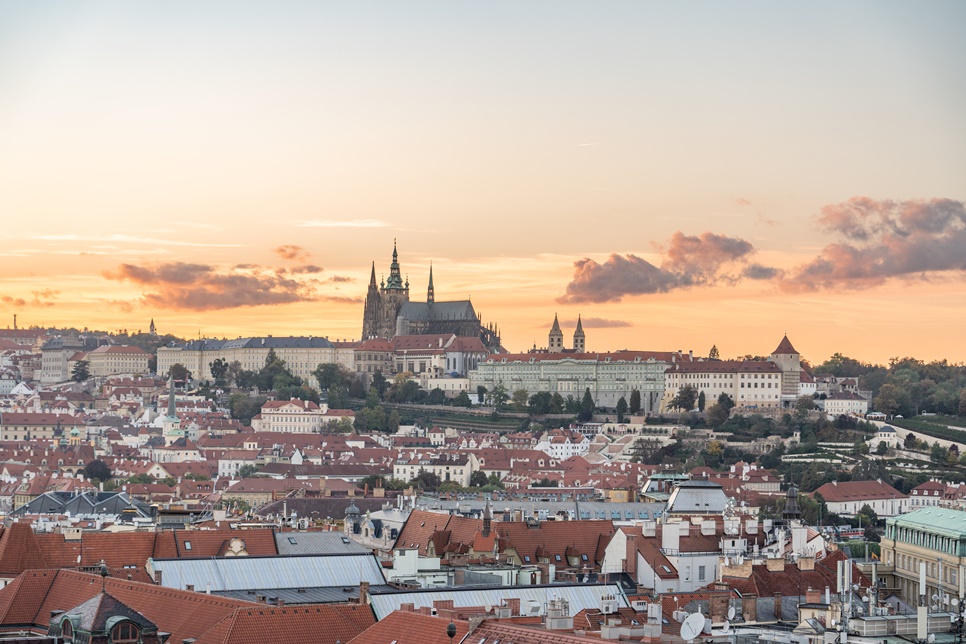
[255,497,389,519]
[368,583,628,620]
[12,491,153,517]
[215,584,397,605]
[150,553,386,592]
[274,531,369,556]
[176,336,335,351]
[416,496,666,522]
[666,480,728,515]
[398,300,477,323]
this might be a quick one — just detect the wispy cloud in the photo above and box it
[562,317,633,328]
[274,245,311,262]
[29,234,240,248]
[295,219,389,228]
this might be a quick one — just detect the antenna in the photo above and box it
[680,613,704,642]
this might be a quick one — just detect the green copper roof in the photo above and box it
[888,507,966,539]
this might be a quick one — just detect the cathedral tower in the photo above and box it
[548,314,563,352]
[573,315,585,353]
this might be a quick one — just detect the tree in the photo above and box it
[697,391,706,412]
[873,384,904,416]
[238,464,260,478]
[411,469,441,491]
[549,392,565,414]
[669,386,698,412]
[312,363,354,393]
[388,410,401,433]
[708,345,720,360]
[616,396,628,423]
[529,391,552,416]
[230,393,267,426]
[209,358,229,386]
[168,363,191,382]
[875,441,889,456]
[794,395,815,418]
[83,459,112,482]
[717,392,735,412]
[426,388,447,405]
[959,390,966,417]
[452,390,472,408]
[707,403,730,428]
[579,388,595,422]
[930,441,947,464]
[535,477,559,488]
[629,390,641,415]
[488,384,509,410]
[904,431,918,450]
[511,389,529,413]
[469,471,489,488]
[71,360,90,382]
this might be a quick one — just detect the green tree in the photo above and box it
[578,388,595,422]
[312,363,355,394]
[528,391,552,415]
[238,464,260,478]
[83,459,112,482]
[629,390,641,414]
[535,477,558,487]
[549,392,565,414]
[71,360,90,382]
[469,471,489,487]
[426,388,447,405]
[794,395,815,418]
[669,385,698,412]
[452,390,472,408]
[229,393,267,426]
[168,363,191,382]
[707,403,730,428]
[388,410,401,433]
[209,358,229,386]
[875,441,889,456]
[411,469,441,491]
[717,392,735,411]
[930,441,947,464]
[371,370,388,398]
[616,396,628,423]
[488,384,509,410]
[874,384,904,416]
[697,391,706,412]
[708,345,720,360]
[904,431,918,450]
[959,390,966,417]
[511,389,529,413]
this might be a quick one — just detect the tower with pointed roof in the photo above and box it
[548,314,564,351]
[769,334,802,407]
[572,315,585,353]
[162,374,183,446]
[427,262,435,305]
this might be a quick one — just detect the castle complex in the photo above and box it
[360,242,502,351]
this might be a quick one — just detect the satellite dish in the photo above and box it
[928,634,936,643]
[680,613,704,642]
[953,598,960,607]
[722,620,731,634]
[933,594,940,602]
[727,606,736,620]
[484,605,492,613]
[862,595,870,602]
[703,617,713,635]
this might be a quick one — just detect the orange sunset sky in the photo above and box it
[1,2,964,365]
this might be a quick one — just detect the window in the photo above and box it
[524,555,531,563]
[581,554,589,562]
[61,619,73,641]
[110,622,140,643]
[184,541,192,550]
[555,554,562,562]
[288,537,298,544]
[698,565,706,581]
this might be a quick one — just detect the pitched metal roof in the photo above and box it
[368,583,628,620]
[887,507,966,539]
[150,553,386,592]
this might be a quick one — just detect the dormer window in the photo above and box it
[110,621,140,643]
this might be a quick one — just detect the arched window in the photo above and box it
[110,621,140,643]
[61,619,74,642]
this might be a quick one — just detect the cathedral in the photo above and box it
[361,242,502,351]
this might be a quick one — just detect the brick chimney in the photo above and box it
[805,587,821,604]
[505,598,521,616]
[625,532,638,577]
[710,594,729,623]
[359,581,370,605]
[742,595,757,622]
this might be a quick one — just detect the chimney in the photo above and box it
[505,598,521,616]
[625,532,638,576]
[805,587,821,604]
[710,594,729,623]
[662,521,681,552]
[185,584,194,592]
[359,581,370,605]
[742,595,757,622]
[773,593,782,621]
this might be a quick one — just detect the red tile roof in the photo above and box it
[812,480,906,504]
[348,610,468,644]
[195,602,376,644]
[772,335,798,355]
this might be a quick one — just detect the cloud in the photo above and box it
[779,197,966,292]
[285,265,324,275]
[29,234,240,248]
[743,264,782,280]
[324,275,354,283]
[735,197,752,206]
[295,219,389,228]
[558,231,767,304]
[0,290,60,308]
[103,261,320,311]
[275,245,311,262]
[562,317,633,328]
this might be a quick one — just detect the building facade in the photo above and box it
[663,359,783,411]
[250,398,354,433]
[470,350,687,410]
[86,345,151,377]
[157,336,355,383]
[881,507,966,606]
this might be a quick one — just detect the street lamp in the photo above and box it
[447,621,457,643]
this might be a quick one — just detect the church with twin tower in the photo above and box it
[361,242,503,351]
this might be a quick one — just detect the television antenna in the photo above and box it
[680,613,704,642]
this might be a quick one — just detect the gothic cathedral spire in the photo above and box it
[549,313,563,352]
[427,261,435,305]
[573,314,585,352]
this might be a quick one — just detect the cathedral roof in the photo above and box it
[398,300,476,322]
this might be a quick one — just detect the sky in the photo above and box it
[1,1,964,365]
